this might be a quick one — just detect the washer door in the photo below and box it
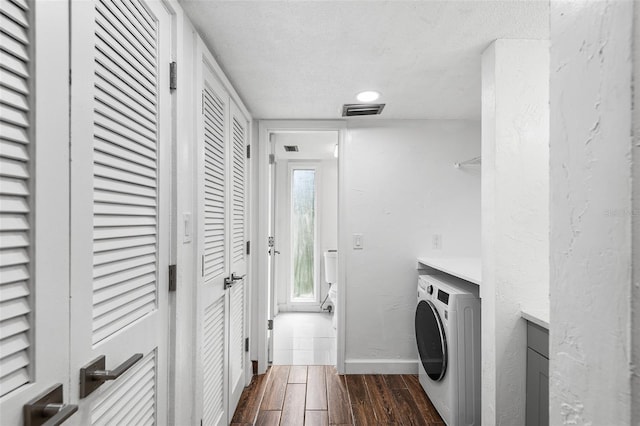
[415,300,448,381]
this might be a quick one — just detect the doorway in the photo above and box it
[256,123,344,373]
[270,132,338,365]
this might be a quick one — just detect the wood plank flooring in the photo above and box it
[231,365,444,426]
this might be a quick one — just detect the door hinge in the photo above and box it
[245,337,249,352]
[169,61,177,91]
[269,153,275,165]
[246,145,251,159]
[201,254,205,277]
[246,241,250,255]
[168,264,177,292]
[267,319,273,331]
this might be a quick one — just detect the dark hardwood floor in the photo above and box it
[231,365,445,426]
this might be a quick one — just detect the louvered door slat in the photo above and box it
[95,64,156,117]
[91,351,156,426]
[0,0,30,398]
[0,1,26,26]
[229,281,244,386]
[120,0,155,43]
[231,117,245,263]
[96,1,154,65]
[94,37,155,98]
[203,298,225,425]
[95,8,155,77]
[95,87,156,134]
[92,0,158,344]
[203,86,226,281]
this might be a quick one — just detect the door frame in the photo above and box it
[256,120,347,374]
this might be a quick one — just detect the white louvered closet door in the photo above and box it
[69,0,171,424]
[0,1,70,424]
[228,100,248,411]
[198,62,230,426]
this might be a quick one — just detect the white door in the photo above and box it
[197,57,249,426]
[0,1,71,424]
[228,100,248,411]
[68,0,171,424]
[198,63,230,426]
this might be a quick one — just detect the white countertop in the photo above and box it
[416,257,482,285]
[521,306,550,330]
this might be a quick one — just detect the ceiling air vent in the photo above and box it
[342,103,385,117]
[283,145,299,152]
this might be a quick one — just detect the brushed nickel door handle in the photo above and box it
[224,273,246,289]
[23,384,78,426]
[80,353,143,398]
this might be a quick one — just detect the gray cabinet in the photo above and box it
[526,322,549,426]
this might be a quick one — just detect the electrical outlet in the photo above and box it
[432,234,442,250]
[353,233,364,250]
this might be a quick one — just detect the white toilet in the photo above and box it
[323,250,338,329]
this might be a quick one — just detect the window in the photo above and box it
[291,168,317,301]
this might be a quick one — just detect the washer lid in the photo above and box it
[415,300,447,381]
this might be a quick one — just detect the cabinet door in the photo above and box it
[68,0,171,423]
[526,348,549,426]
[0,1,70,423]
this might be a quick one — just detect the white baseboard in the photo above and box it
[344,358,419,375]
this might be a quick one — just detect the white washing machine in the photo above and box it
[415,274,481,426]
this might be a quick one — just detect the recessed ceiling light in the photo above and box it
[356,91,380,103]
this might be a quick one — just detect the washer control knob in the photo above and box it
[427,285,434,295]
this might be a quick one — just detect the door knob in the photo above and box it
[224,272,246,289]
[23,384,78,426]
[80,353,143,398]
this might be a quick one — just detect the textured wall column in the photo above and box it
[632,4,639,426]
[481,39,550,426]
[550,2,634,425]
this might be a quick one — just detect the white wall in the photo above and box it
[170,11,197,426]
[480,40,549,426]
[342,119,480,373]
[549,2,634,425]
[275,159,338,311]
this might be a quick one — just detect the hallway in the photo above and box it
[231,365,444,425]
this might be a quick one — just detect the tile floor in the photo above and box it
[272,312,336,365]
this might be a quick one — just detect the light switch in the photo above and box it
[353,233,363,250]
[183,212,192,243]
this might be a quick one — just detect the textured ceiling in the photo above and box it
[180,0,549,120]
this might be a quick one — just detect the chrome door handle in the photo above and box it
[80,353,143,398]
[24,384,78,426]
[224,273,246,289]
